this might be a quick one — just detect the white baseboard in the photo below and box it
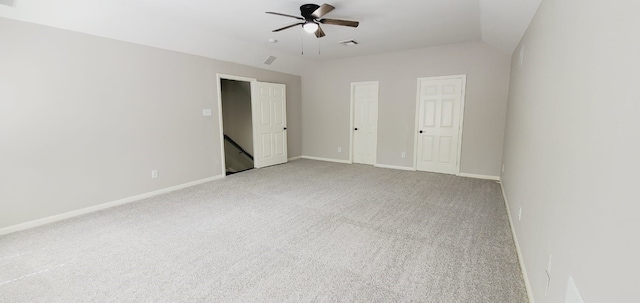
[301,155,351,164]
[501,182,535,303]
[288,156,302,161]
[458,172,501,181]
[0,175,225,236]
[374,163,415,171]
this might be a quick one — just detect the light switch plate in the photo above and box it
[202,109,212,116]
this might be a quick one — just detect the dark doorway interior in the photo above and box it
[221,79,253,175]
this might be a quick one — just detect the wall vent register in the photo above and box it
[263,56,277,65]
[339,39,359,46]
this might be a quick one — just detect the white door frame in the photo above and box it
[412,74,467,174]
[216,73,257,177]
[349,81,379,164]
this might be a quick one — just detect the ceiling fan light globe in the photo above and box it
[303,22,318,33]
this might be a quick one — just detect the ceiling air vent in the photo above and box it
[0,0,16,7]
[263,56,277,65]
[338,39,358,46]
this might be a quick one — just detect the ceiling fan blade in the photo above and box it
[266,12,304,20]
[315,25,326,38]
[272,22,304,32]
[319,18,359,27]
[311,4,335,19]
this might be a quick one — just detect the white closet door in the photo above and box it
[415,75,466,174]
[352,82,379,165]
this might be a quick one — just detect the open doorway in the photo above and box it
[220,78,254,175]
[216,74,288,176]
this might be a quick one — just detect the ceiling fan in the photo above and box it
[266,3,359,38]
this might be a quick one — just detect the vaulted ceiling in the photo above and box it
[0,0,541,75]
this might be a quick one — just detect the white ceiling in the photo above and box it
[0,0,541,75]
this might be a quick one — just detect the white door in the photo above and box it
[251,81,287,168]
[415,75,466,174]
[351,82,379,165]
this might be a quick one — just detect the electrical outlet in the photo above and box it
[338,147,342,153]
[518,207,522,221]
[202,109,212,116]
[401,152,406,158]
[151,170,158,179]
[502,164,505,173]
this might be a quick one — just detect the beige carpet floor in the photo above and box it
[0,159,528,302]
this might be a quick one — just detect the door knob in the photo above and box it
[354,128,358,131]
[284,127,287,130]
[419,130,424,133]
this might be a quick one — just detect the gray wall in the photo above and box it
[301,42,511,177]
[221,79,253,155]
[0,17,302,229]
[502,0,640,302]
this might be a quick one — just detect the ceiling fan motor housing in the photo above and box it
[300,4,320,19]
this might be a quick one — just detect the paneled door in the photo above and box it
[351,81,379,165]
[251,81,287,168]
[415,75,466,174]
